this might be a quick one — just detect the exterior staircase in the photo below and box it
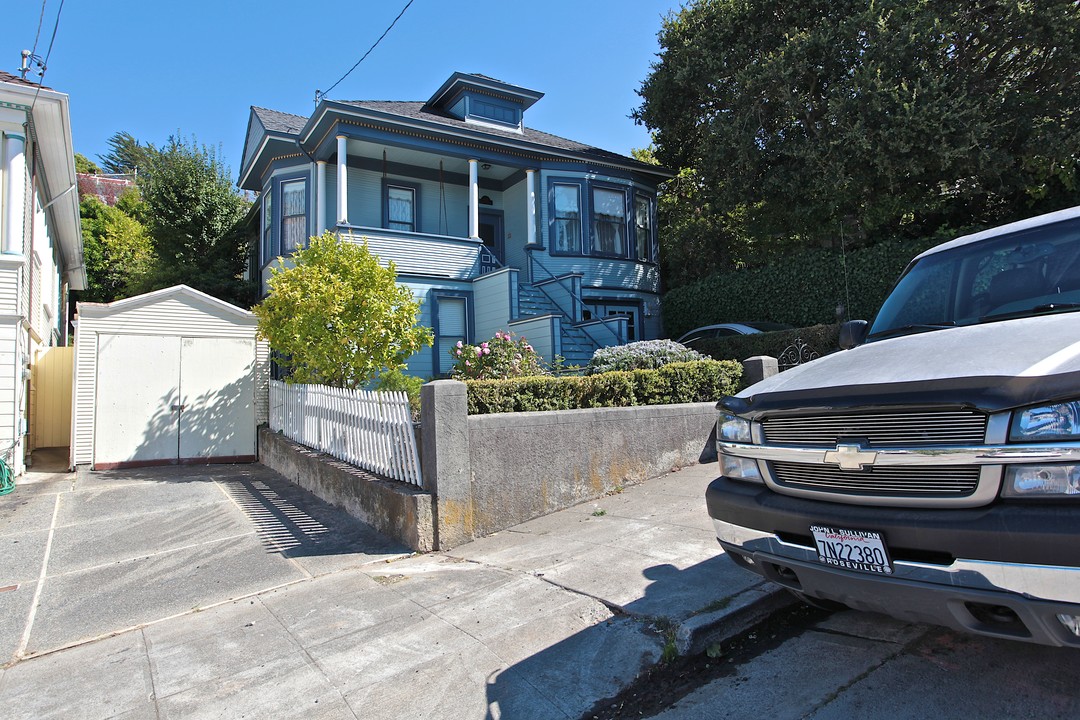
[515,283,596,369]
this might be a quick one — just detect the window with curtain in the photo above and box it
[387,185,415,232]
[592,187,626,256]
[553,184,581,254]
[634,194,652,261]
[262,193,273,262]
[281,180,306,253]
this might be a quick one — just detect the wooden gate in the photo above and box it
[30,346,74,450]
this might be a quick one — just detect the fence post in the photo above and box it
[420,379,473,550]
[742,355,779,385]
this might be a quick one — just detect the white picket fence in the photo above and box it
[269,380,423,487]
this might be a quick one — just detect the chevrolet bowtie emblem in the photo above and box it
[823,443,877,470]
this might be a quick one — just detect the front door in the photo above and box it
[478,210,504,266]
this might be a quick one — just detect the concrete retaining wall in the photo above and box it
[420,380,717,549]
[261,380,719,552]
[258,428,435,552]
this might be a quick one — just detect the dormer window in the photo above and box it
[466,95,521,129]
[425,72,541,134]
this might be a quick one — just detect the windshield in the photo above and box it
[869,217,1080,340]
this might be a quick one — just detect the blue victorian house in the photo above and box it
[239,72,672,377]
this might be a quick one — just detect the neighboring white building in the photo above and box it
[0,70,86,474]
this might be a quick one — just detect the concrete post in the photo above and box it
[742,356,779,385]
[420,379,474,549]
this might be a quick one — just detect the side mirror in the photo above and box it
[838,320,869,350]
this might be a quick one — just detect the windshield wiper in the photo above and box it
[979,303,1080,323]
[868,322,955,341]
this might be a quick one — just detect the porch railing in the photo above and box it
[269,380,422,487]
[526,251,624,350]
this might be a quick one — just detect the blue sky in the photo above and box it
[1,0,679,180]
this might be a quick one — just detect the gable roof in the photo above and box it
[0,70,49,89]
[76,284,256,323]
[252,106,307,134]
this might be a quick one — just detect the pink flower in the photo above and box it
[465,360,471,367]
[483,347,491,355]
[455,349,462,356]
[456,340,463,348]
[475,347,483,357]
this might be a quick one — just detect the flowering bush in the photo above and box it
[449,331,547,380]
[586,339,707,375]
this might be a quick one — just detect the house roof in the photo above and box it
[0,72,85,290]
[239,73,671,189]
[251,106,307,135]
[77,174,135,206]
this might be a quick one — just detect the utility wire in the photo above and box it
[30,0,48,56]
[29,0,66,115]
[318,0,414,102]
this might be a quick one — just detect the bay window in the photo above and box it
[281,180,306,253]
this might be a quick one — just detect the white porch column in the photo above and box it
[316,160,327,235]
[336,135,349,226]
[468,159,479,239]
[525,168,537,247]
[3,133,26,254]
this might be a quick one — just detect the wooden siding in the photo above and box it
[473,269,515,340]
[507,315,558,365]
[398,278,471,378]
[344,229,482,280]
[31,345,72,449]
[0,319,26,474]
[0,263,21,315]
[78,296,258,337]
[71,321,97,466]
[255,339,270,425]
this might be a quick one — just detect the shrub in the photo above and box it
[586,339,707,375]
[692,324,842,369]
[450,331,547,380]
[374,367,424,421]
[465,360,742,415]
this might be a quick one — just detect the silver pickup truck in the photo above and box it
[708,206,1080,647]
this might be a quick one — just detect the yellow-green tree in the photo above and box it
[254,232,432,388]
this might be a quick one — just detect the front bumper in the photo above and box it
[707,476,1080,646]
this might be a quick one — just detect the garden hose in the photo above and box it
[0,456,11,496]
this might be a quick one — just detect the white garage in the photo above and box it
[71,285,269,470]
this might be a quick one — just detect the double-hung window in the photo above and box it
[553,183,582,254]
[592,187,627,257]
[386,185,416,232]
[281,180,306,253]
[634,194,653,262]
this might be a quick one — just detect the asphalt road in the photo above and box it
[636,609,1080,720]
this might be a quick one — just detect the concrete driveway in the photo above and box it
[1,453,409,663]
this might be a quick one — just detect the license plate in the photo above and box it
[810,524,893,575]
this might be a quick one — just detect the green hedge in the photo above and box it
[662,236,947,339]
[465,360,742,415]
[692,324,842,366]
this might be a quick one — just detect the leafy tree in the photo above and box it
[636,0,1080,274]
[254,232,433,388]
[136,135,254,306]
[98,131,156,176]
[78,191,154,303]
[74,153,100,174]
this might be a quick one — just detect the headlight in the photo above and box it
[719,413,752,443]
[1010,402,1080,441]
[1002,465,1080,498]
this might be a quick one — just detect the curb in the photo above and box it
[675,582,797,656]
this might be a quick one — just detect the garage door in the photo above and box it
[94,334,256,468]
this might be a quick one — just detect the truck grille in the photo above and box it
[770,461,981,497]
[761,410,987,447]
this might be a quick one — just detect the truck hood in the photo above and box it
[726,313,1080,417]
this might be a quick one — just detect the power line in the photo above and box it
[29,0,66,114]
[317,0,414,103]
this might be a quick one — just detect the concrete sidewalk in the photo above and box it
[0,458,784,719]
